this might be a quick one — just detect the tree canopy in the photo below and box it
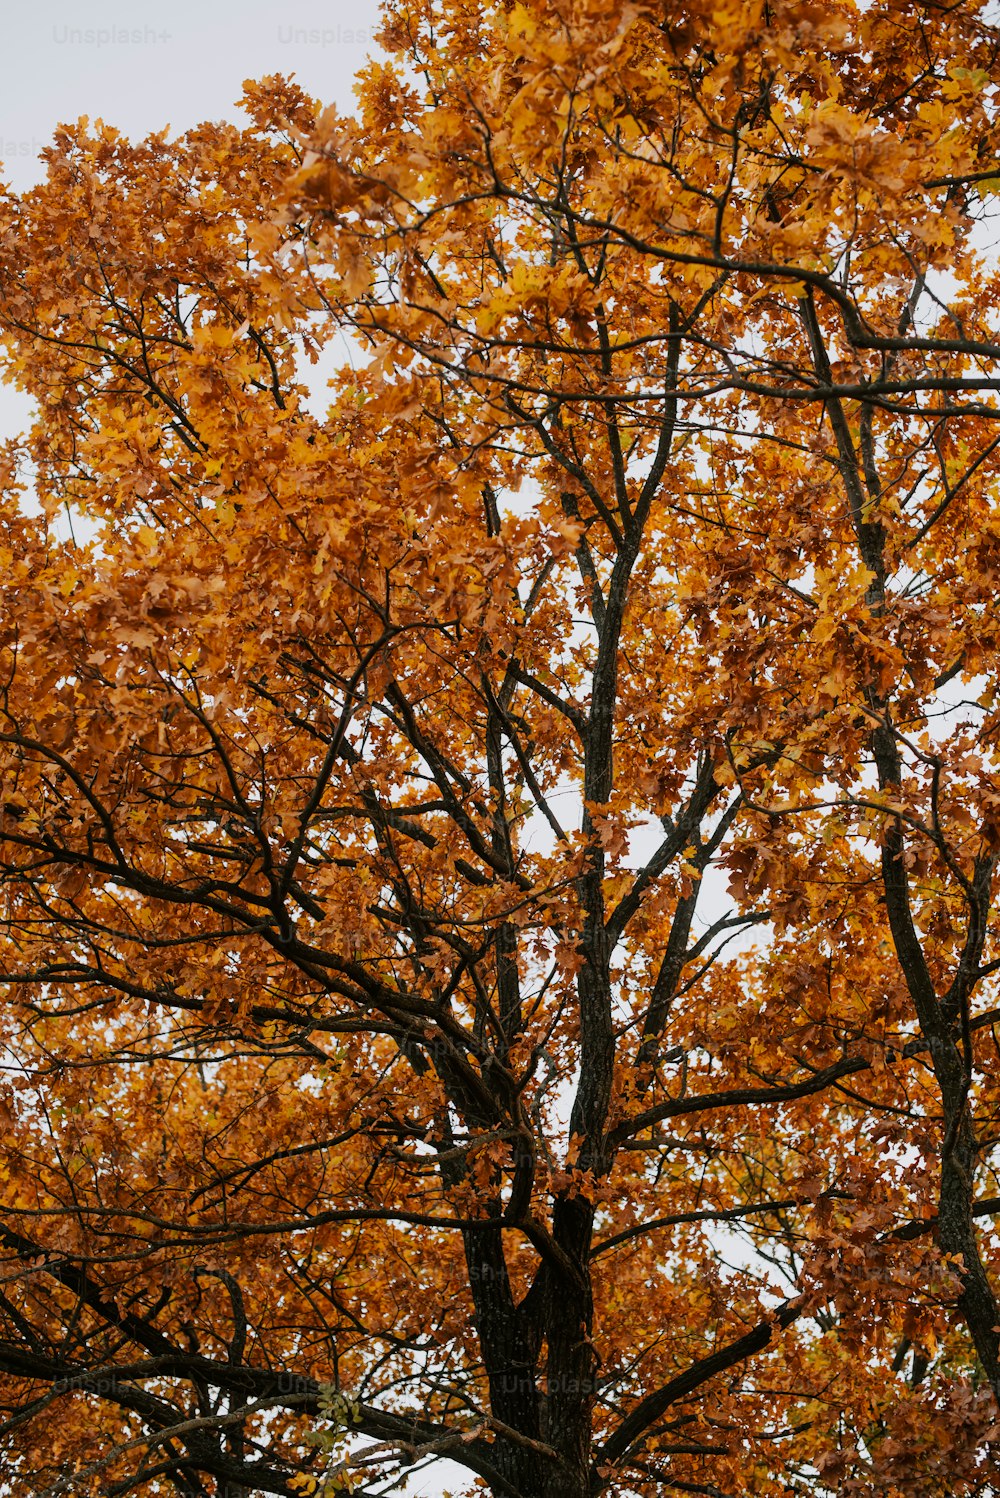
[2,1,1000,1494]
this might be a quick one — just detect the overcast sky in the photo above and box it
[2,0,381,193]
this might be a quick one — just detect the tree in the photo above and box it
[1,1,1000,1493]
